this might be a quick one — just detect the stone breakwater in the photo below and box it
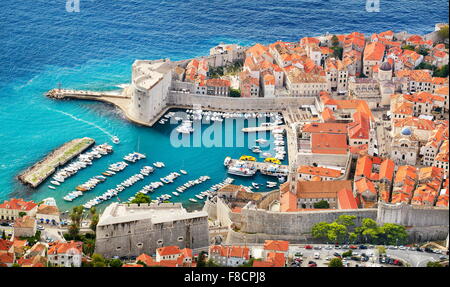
[18,137,95,188]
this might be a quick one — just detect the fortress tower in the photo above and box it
[130,59,173,123]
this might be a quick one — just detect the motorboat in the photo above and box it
[48,185,56,190]
[180,170,187,175]
[112,136,120,144]
[189,198,198,203]
[51,181,61,186]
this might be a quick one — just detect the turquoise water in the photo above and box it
[0,0,448,211]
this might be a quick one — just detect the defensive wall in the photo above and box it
[206,197,449,244]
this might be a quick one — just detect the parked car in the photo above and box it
[416,247,424,252]
[359,245,367,249]
[305,245,313,249]
[313,246,322,250]
[349,245,358,249]
[0,222,9,227]
[333,252,342,257]
[325,246,333,250]
[37,225,44,230]
[424,247,433,253]
[314,252,320,259]
[294,252,303,258]
[308,261,317,267]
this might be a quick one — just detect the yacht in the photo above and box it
[189,198,198,203]
[180,170,187,175]
[48,185,56,190]
[51,181,61,186]
[227,166,256,177]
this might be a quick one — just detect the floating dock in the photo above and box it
[18,137,95,188]
[226,158,289,177]
[241,125,286,133]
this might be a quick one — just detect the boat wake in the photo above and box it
[46,107,117,141]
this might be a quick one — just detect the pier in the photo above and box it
[241,125,286,133]
[226,158,289,177]
[18,137,95,188]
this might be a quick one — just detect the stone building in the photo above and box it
[390,127,420,166]
[130,59,173,123]
[95,203,209,258]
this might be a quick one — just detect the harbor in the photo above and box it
[18,137,95,188]
[10,105,289,212]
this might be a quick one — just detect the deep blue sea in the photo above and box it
[0,0,448,211]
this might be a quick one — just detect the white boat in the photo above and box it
[180,170,187,175]
[252,182,260,189]
[227,166,256,177]
[112,136,120,144]
[51,181,61,186]
[172,192,180,196]
[48,185,56,190]
[189,198,198,203]
[195,194,204,200]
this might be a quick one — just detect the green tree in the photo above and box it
[82,238,95,257]
[18,211,26,217]
[91,253,107,267]
[380,223,408,245]
[313,200,330,209]
[342,250,352,257]
[402,45,416,51]
[348,232,357,243]
[332,46,343,60]
[70,206,84,227]
[137,260,148,267]
[205,259,221,267]
[416,47,430,56]
[90,213,99,232]
[328,257,343,267]
[415,62,435,70]
[326,222,348,244]
[311,222,330,240]
[229,88,241,97]
[68,223,80,239]
[437,25,449,40]
[336,215,356,228]
[12,263,21,267]
[426,261,444,267]
[1,230,5,239]
[130,193,151,204]
[331,35,340,47]
[196,251,208,267]
[377,246,386,255]
[433,65,449,77]
[109,258,123,268]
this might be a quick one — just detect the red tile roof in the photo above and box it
[337,188,358,209]
[0,239,13,252]
[0,198,37,211]
[264,240,289,252]
[156,246,181,256]
[311,133,348,154]
[364,42,386,61]
[48,241,82,255]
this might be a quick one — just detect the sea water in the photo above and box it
[0,0,448,211]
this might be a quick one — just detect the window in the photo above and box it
[116,247,121,251]
[178,236,184,242]
[137,243,143,248]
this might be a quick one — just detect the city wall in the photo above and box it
[167,92,318,112]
